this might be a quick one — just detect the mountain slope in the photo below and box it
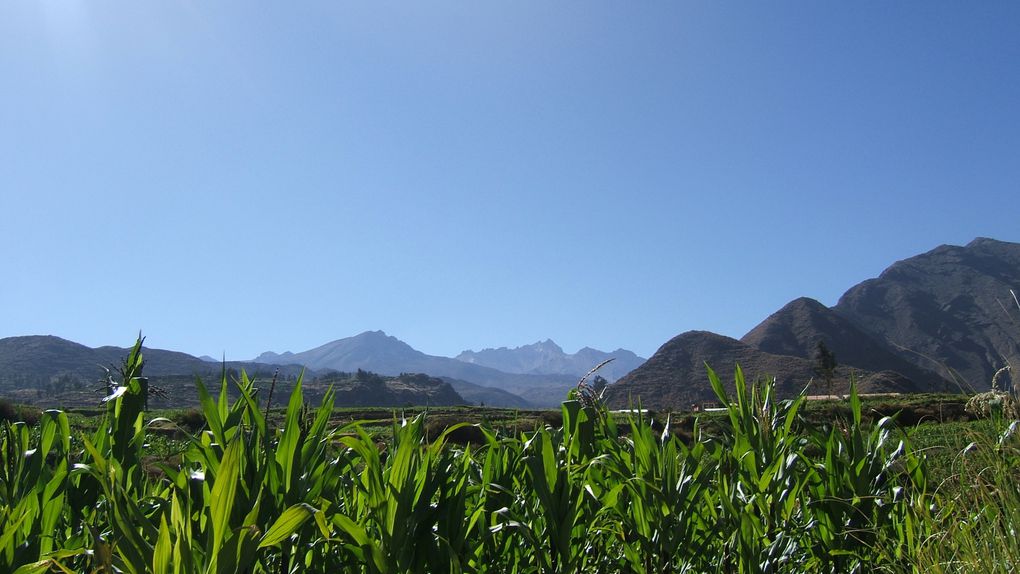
[455,339,645,382]
[0,335,306,384]
[441,378,533,408]
[320,372,466,407]
[0,335,311,408]
[834,238,1020,389]
[616,237,1020,410]
[255,331,424,371]
[741,297,951,391]
[605,331,922,410]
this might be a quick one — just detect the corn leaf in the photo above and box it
[258,503,315,548]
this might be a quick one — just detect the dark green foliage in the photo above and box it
[814,339,837,396]
[0,399,14,422]
[0,399,40,426]
[173,408,205,433]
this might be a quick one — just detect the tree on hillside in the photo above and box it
[814,340,838,397]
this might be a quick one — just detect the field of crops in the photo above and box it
[2,340,1019,573]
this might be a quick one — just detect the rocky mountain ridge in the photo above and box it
[454,339,645,382]
[604,330,923,409]
[833,237,1020,388]
[609,238,1020,409]
[740,297,952,391]
[251,330,579,406]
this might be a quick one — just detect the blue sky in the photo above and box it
[2,2,1018,360]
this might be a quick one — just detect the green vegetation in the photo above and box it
[1,338,1019,572]
[813,340,837,397]
[0,398,41,426]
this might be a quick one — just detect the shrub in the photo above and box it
[0,398,16,422]
[173,407,206,432]
[0,398,41,425]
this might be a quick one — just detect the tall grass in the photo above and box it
[911,289,1020,571]
[0,337,1016,572]
[911,416,1020,572]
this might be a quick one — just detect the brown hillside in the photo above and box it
[741,297,951,391]
[604,331,918,411]
[835,238,1020,390]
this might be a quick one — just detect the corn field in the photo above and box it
[1,339,1018,573]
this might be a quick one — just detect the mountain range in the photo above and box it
[0,336,531,409]
[250,330,595,405]
[2,237,1017,411]
[454,340,644,382]
[0,331,639,409]
[607,238,1020,409]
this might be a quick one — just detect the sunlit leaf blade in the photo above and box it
[258,504,315,548]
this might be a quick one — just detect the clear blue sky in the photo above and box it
[2,2,1018,360]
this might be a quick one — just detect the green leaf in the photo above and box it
[234,378,268,443]
[195,376,225,446]
[333,514,387,573]
[849,380,862,426]
[210,438,243,560]
[275,376,304,493]
[0,512,29,558]
[332,513,370,546]
[214,525,260,574]
[40,410,61,456]
[301,384,334,464]
[12,562,52,574]
[217,370,230,424]
[258,503,316,548]
[39,460,68,555]
[153,515,172,574]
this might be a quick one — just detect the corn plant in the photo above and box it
[485,401,605,573]
[802,384,927,573]
[596,412,716,573]
[0,410,73,572]
[327,414,483,573]
[701,366,813,573]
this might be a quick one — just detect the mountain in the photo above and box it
[604,331,923,410]
[441,378,533,408]
[0,332,578,409]
[834,238,1020,389]
[741,297,951,391]
[254,331,424,371]
[611,237,1020,410]
[454,339,645,382]
[322,372,466,408]
[253,331,577,406]
[0,335,306,383]
[0,335,309,408]
[0,335,471,409]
